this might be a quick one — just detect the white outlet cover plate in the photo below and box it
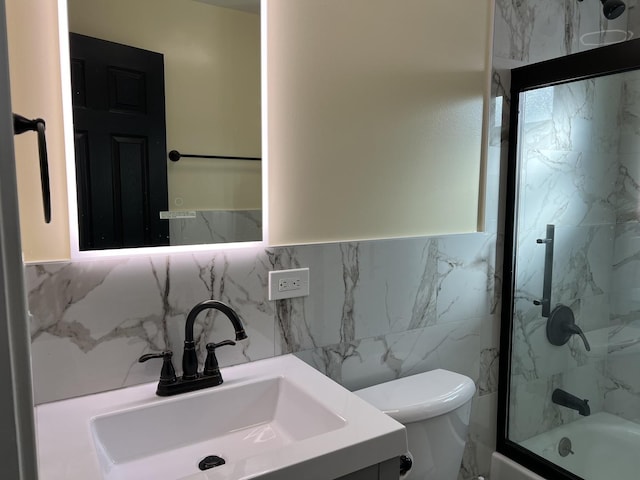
[269,268,310,300]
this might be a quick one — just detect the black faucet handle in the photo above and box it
[207,340,236,350]
[203,340,236,378]
[138,351,177,385]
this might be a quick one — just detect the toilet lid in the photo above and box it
[353,369,476,424]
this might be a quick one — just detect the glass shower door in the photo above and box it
[500,40,640,480]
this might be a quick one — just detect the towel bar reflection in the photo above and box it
[168,150,261,162]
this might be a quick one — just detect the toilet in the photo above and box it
[354,369,476,480]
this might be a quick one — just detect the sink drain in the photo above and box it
[198,455,226,471]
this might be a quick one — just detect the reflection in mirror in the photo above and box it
[67,0,261,251]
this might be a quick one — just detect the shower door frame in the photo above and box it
[498,36,640,480]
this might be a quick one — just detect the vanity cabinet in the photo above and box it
[337,458,400,480]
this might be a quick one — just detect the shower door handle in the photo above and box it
[13,113,51,224]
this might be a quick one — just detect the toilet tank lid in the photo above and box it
[353,369,476,424]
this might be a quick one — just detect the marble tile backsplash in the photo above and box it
[27,233,499,405]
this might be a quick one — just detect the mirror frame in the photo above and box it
[56,0,268,259]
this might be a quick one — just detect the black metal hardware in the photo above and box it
[203,340,236,385]
[534,224,555,317]
[546,305,591,351]
[198,455,225,471]
[141,300,247,396]
[138,351,177,386]
[552,388,590,416]
[12,114,51,223]
[168,149,261,162]
[399,455,413,476]
[558,437,574,457]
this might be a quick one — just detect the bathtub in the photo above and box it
[492,412,640,480]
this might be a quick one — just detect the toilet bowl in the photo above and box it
[354,369,475,480]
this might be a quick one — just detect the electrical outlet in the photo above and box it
[269,268,310,300]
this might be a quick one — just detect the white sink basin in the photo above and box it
[91,376,346,479]
[36,354,406,480]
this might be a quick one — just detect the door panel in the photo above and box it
[70,33,168,250]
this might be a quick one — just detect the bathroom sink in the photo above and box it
[90,376,346,479]
[36,354,407,480]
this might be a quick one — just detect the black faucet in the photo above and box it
[552,388,590,416]
[139,300,247,396]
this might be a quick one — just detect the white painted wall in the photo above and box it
[266,0,493,245]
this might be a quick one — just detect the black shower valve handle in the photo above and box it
[565,323,591,352]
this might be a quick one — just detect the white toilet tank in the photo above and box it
[354,369,475,480]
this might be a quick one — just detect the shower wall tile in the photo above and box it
[494,0,630,65]
[606,221,640,421]
[611,223,640,301]
[604,349,640,422]
[511,298,603,385]
[615,154,640,223]
[493,0,564,63]
[509,361,607,443]
[493,0,639,457]
[552,225,614,307]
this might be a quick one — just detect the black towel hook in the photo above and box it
[13,113,51,224]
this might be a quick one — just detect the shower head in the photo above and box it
[601,0,626,20]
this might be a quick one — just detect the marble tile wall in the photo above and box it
[496,0,640,446]
[604,70,640,423]
[26,232,501,480]
[508,70,622,443]
[169,209,261,245]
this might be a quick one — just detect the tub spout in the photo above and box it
[552,388,590,416]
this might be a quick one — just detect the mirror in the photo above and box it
[67,0,261,251]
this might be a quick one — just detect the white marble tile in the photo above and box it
[611,224,640,312]
[552,225,615,305]
[437,233,498,324]
[459,392,498,480]
[27,249,277,403]
[169,209,261,245]
[509,361,606,443]
[353,238,439,336]
[297,318,482,393]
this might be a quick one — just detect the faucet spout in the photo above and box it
[183,300,247,379]
[552,388,590,416]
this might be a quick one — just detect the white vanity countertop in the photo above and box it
[35,354,407,480]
